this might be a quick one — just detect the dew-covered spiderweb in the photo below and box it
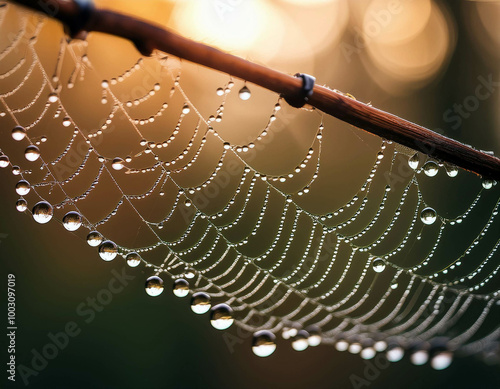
[1,5,499,368]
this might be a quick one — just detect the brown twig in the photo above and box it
[9,0,500,180]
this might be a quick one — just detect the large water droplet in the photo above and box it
[98,240,118,261]
[173,278,189,297]
[420,207,437,225]
[15,180,30,195]
[374,340,387,352]
[445,165,458,178]
[24,145,41,162]
[431,351,453,370]
[216,87,224,96]
[182,104,190,114]
[145,276,164,297]
[239,85,251,100]
[291,330,309,351]
[372,258,386,273]
[0,155,9,168]
[335,339,349,352]
[307,327,322,347]
[210,304,234,330]
[360,347,376,360]
[252,330,277,357]
[32,201,53,224]
[48,92,59,103]
[86,231,103,247]
[16,199,27,212]
[348,343,362,354]
[408,153,419,170]
[62,117,71,127]
[126,252,141,267]
[190,292,211,314]
[410,350,429,366]
[386,345,404,362]
[112,158,124,170]
[482,179,495,190]
[423,161,439,177]
[62,211,82,231]
[11,126,26,141]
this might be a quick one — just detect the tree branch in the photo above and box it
[9,0,500,180]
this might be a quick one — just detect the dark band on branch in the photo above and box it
[283,73,316,108]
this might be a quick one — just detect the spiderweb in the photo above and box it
[1,4,499,368]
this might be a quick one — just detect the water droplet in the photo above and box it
[32,201,53,224]
[348,343,362,354]
[182,104,190,114]
[252,330,276,357]
[210,304,234,330]
[145,276,164,297]
[126,252,141,267]
[291,330,309,351]
[173,278,189,297]
[390,282,398,290]
[411,350,429,366]
[16,199,27,212]
[482,179,495,190]
[445,165,458,177]
[48,93,58,103]
[374,340,387,352]
[216,87,224,96]
[423,161,439,177]
[360,347,376,360]
[62,117,71,127]
[307,328,322,347]
[24,145,41,162]
[282,327,298,340]
[15,180,30,195]
[335,339,349,352]
[62,211,82,231]
[386,345,404,362]
[12,166,20,175]
[431,351,453,370]
[98,240,118,261]
[408,153,419,170]
[184,268,195,279]
[420,207,437,225]
[112,158,124,170]
[0,155,9,168]
[86,231,103,247]
[12,126,26,141]
[239,85,251,100]
[190,292,211,314]
[372,258,386,273]
[184,199,192,207]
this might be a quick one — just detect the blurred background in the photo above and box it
[1,0,500,388]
